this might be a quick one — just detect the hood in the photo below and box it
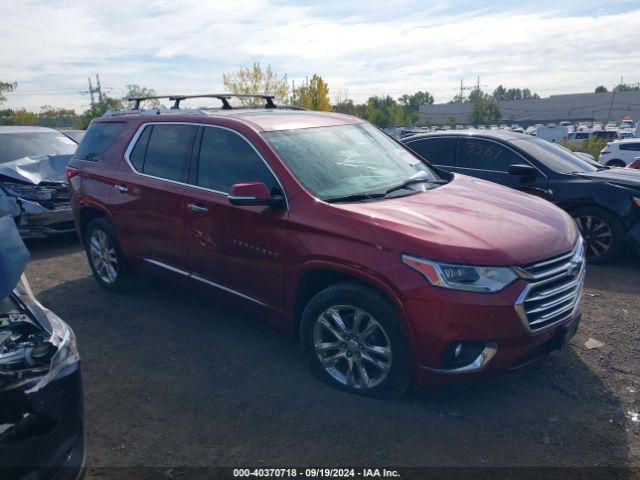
[576,168,640,189]
[333,174,578,266]
[0,215,29,300]
[0,154,72,185]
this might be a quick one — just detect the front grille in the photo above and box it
[514,242,585,332]
[39,183,71,209]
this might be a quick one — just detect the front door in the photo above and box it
[183,125,288,311]
[455,137,550,199]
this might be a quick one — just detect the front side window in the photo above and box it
[130,124,196,182]
[0,131,77,164]
[197,127,276,193]
[458,138,523,171]
[263,123,438,200]
[511,137,597,173]
[406,138,456,167]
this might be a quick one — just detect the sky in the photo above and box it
[2,0,640,112]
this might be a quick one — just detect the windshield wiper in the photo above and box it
[383,177,448,196]
[324,191,387,203]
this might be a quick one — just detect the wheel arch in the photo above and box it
[291,262,415,349]
[78,204,112,244]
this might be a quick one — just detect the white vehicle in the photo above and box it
[605,123,617,131]
[635,122,640,138]
[620,119,635,130]
[567,131,590,148]
[598,139,640,167]
[535,125,569,144]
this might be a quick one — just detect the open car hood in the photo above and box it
[0,215,29,300]
[0,154,72,185]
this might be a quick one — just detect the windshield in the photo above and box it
[263,123,439,200]
[0,132,77,164]
[511,137,598,173]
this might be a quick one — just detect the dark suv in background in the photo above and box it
[403,130,640,264]
[68,94,584,398]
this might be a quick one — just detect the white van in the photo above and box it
[535,126,569,144]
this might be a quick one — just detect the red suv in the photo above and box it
[68,94,585,398]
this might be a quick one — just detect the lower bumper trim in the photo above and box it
[418,342,498,375]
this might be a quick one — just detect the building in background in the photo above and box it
[419,90,640,125]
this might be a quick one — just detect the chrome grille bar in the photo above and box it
[515,241,585,332]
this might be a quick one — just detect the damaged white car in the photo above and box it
[0,126,77,238]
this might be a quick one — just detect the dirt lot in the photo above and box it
[23,235,640,474]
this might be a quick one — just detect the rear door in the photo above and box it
[456,137,550,199]
[110,122,197,270]
[183,125,288,310]
[404,136,457,173]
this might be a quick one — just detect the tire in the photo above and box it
[300,280,411,399]
[84,217,132,292]
[606,159,626,168]
[571,206,625,264]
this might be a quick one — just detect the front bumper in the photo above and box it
[15,199,75,239]
[0,362,85,480]
[403,278,583,388]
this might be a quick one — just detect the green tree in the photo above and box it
[124,84,161,109]
[594,85,608,93]
[493,85,540,101]
[295,74,331,111]
[79,96,124,128]
[612,83,640,93]
[222,63,290,106]
[364,95,408,127]
[398,90,433,123]
[38,105,79,128]
[468,95,501,125]
[0,81,17,105]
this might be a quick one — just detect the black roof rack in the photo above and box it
[167,93,277,110]
[126,95,178,110]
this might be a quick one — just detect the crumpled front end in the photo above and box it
[0,184,74,239]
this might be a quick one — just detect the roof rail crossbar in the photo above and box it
[127,95,177,110]
[168,93,277,110]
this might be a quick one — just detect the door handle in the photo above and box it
[188,203,209,213]
[114,184,128,193]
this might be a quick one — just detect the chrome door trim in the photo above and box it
[142,258,267,307]
[123,121,289,209]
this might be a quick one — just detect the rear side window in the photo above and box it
[620,143,640,151]
[196,127,276,193]
[406,138,456,167]
[75,122,125,161]
[129,124,196,182]
[458,138,523,171]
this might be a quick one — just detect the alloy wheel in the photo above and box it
[89,229,119,284]
[313,305,392,390]
[575,215,613,260]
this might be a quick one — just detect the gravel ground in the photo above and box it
[23,235,640,474]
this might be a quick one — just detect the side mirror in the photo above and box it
[228,182,285,209]
[508,164,537,177]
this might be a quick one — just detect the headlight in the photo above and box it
[401,254,518,293]
[26,309,79,393]
[0,182,56,202]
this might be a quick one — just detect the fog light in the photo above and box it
[442,341,486,369]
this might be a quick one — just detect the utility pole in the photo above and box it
[79,74,109,107]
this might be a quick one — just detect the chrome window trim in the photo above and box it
[142,258,268,307]
[123,121,289,209]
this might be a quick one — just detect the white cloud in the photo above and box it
[1,0,639,111]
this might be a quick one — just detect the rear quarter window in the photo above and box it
[74,122,126,161]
